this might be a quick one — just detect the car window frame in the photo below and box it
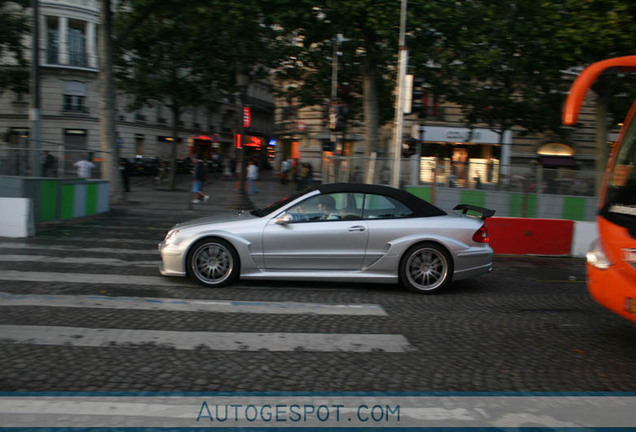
[361,193,415,220]
[282,192,364,223]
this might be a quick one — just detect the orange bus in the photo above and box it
[563,55,636,323]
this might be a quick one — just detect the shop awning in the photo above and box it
[539,156,579,169]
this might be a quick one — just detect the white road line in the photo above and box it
[0,243,156,255]
[3,238,154,245]
[0,270,187,287]
[57,224,168,231]
[0,325,414,352]
[0,292,387,316]
[0,255,157,267]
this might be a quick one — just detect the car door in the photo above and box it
[262,192,368,270]
[360,193,417,267]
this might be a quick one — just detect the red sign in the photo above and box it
[243,107,251,128]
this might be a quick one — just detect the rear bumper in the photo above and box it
[453,246,493,281]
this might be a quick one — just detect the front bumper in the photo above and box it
[158,241,187,277]
[587,262,636,323]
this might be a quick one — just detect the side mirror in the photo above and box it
[274,212,293,225]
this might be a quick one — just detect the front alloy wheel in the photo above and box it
[400,243,452,293]
[187,238,238,287]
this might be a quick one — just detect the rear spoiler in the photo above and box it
[453,204,496,220]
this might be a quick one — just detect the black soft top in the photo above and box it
[316,183,447,217]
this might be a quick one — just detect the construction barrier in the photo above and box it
[0,177,110,237]
[487,217,596,257]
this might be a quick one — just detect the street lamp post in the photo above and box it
[391,0,408,188]
[30,0,42,177]
[232,72,254,211]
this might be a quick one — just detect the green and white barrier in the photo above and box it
[405,186,598,221]
[0,177,110,237]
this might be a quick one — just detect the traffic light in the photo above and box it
[402,137,418,158]
[330,104,348,131]
[321,139,335,152]
[411,77,425,117]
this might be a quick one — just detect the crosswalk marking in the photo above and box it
[0,325,414,352]
[0,227,412,354]
[0,255,157,267]
[0,270,186,286]
[0,243,156,255]
[0,292,388,315]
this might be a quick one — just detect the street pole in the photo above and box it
[391,0,408,188]
[30,0,42,177]
[330,34,340,156]
[99,0,124,204]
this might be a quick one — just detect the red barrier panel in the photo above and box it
[486,217,574,255]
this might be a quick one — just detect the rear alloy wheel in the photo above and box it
[400,242,453,293]
[187,238,238,287]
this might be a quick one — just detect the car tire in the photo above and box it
[400,242,453,294]
[187,238,239,288]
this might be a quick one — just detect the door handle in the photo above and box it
[348,225,366,232]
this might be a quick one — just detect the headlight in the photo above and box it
[164,229,180,245]
[586,240,612,270]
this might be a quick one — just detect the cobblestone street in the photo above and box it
[1,173,636,394]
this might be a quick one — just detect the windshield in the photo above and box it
[250,189,312,218]
[603,103,636,231]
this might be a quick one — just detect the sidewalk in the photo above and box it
[114,169,301,218]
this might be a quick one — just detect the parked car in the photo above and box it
[158,183,495,293]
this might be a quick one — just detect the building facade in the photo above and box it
[0,0,275,177]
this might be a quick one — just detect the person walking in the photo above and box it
[247,159,259,195]
[119,158,131,192]
[42,151,56,177]
[74,156,96,179]
[191,158,209,203]
[280,158,290,184]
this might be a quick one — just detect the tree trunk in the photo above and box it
[362,52,380,156]
[99,0,124,204]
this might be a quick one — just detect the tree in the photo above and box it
[409,0,635,190]
[0,0,29,94]
[266,0,403,156]
[115,0,282,190]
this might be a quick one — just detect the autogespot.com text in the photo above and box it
[3,393,636,429]
[197,400,400,424]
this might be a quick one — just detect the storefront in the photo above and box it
[413,125,511,187]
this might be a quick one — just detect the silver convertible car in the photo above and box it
[159,183,494,293]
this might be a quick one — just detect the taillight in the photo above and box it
[472,223,489,243]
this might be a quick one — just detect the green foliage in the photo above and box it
[114,0,283,114]
[266,0,402,127]
[0,0,29,93]
[410,0,636,139]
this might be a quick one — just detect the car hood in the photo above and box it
[172,211,258,230]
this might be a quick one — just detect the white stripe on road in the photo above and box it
[0,292,387,316]
[0,325,414,352]
[1,238,153,245]
[0,271,186,287]
[0,243,156,255]
[0,255,157,267]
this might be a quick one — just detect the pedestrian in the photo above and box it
[42,151,56,177]
[74,156,96,179]
[155,155,168,183]
[304,162,314,188]
[191,158,209,203]
[247,159,259,195]
[280,158,290,184]
[119,158,131,192]
[223,158,232,179]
